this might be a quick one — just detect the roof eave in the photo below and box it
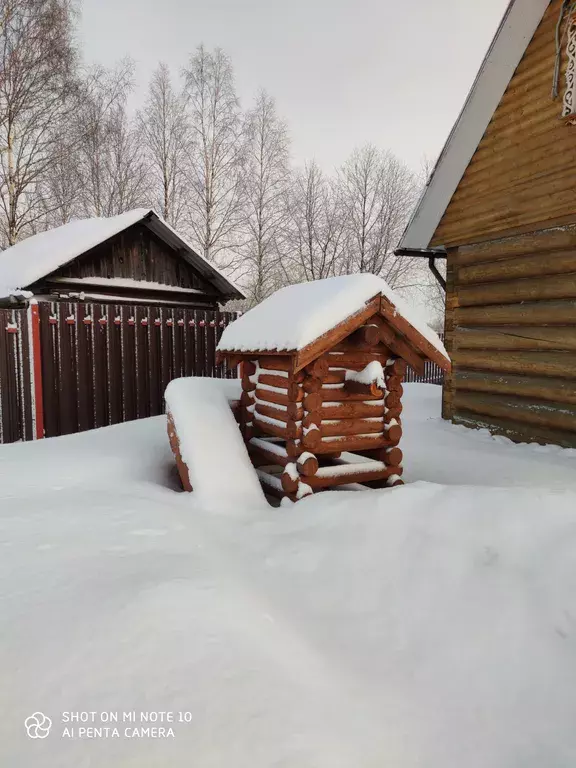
[398,0,549,250]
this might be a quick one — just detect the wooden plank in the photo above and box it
[453,326,576,351]
[122,304,138,421]
[320,401,384,419]
[92,304,110,428]
[319,418,384,437]
[458,249,576,284]
[39,303,59,438]
[453,411,576,449]
[108,305,124,424]
[75,303,94,432]
[453,390,576,433]
[313,434,389,454]
[457,273,576,307]
[135,305,150,420]
[455,300,576,327]
[306,464,395,489]
[452,350,576,379]
[58,303,78,435]
[454,369,576,404]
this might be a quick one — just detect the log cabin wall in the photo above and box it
[47,223,215,294]
[431,0,575,249]
[432,0,576,448]
[442,224,576,448]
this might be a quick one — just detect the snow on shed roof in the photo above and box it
[399,0,548,250]
[218,273,448,360]
[0,208,243,300]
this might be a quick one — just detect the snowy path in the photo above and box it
[1,385,576,767]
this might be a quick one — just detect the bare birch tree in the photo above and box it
[183,45,245,263]
[137,62,189,227]
[286,160,346,283]
[338,145,418,286]
[238,90,290,305]
[0,0,78,246]
[74,60,147,218]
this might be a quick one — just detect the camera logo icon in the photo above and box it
[25,712,52,739]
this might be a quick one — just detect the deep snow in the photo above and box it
[1,385,576,767]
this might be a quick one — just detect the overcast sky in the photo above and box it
[79,0,509,174]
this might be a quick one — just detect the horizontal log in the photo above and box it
[306,464,395,489]
[321,387,384,402]
[314,434,389,454]
[254,415,300,440]
[453,369,576,405]
[255,402,291,424]
[455,300,576,327]
[359,446,403,466]
[457,248,576,284]
[452,411,576,449]
[297,453,319,477]
[344,379,384,398]
[453,227,576,266]
[258,372,291,389]
[453,326,576,352]
[320,401,384,420]
[452,350,576,379]
[325,369,347,384]
[325,351,389,368]
[453,391,576,433]
[457,272,576,307]
[320,418,384,437]
[258,356,295,372]
[248,438,289,467]
[255,386,290,407]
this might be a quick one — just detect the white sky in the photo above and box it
[79,0,509,174]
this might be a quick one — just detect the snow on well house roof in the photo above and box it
[217,273,449,369]
[0,208,244,300]
[399,0,549,250]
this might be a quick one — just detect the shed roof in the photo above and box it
[399,0,549,250]
[217,273,449,372]
[0,208,244,301]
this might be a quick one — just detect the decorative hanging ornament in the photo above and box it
[562,12,576,123]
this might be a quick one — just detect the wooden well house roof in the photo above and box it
[217,274,450,374]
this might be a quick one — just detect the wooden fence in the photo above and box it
[0,302,237,444]
[0,306,445,445]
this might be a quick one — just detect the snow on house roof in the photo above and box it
[218,273,448,359]
[0,209,243,300]
[399,0,549,250]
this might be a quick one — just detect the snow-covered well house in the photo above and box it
[0,209,243,443]
[0,208,242,307]
[216,274,450,502]
[398,0,576,449]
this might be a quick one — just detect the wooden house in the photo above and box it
[0,208,243,308]
[217,274,450,502]
[397,0,576,449]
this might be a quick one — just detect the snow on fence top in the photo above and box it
[0,208,242,300]
[218,273,448,359]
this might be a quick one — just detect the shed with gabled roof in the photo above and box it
[217,274,450,501]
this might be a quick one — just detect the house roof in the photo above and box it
[398,0,550,250]
[0,208,244,301]
[217,273,450,372]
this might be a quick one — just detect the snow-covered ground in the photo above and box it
[1,384,576,767]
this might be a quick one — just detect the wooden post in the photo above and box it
[28,301,44,440]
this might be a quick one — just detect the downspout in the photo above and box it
[394,247,447,291]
